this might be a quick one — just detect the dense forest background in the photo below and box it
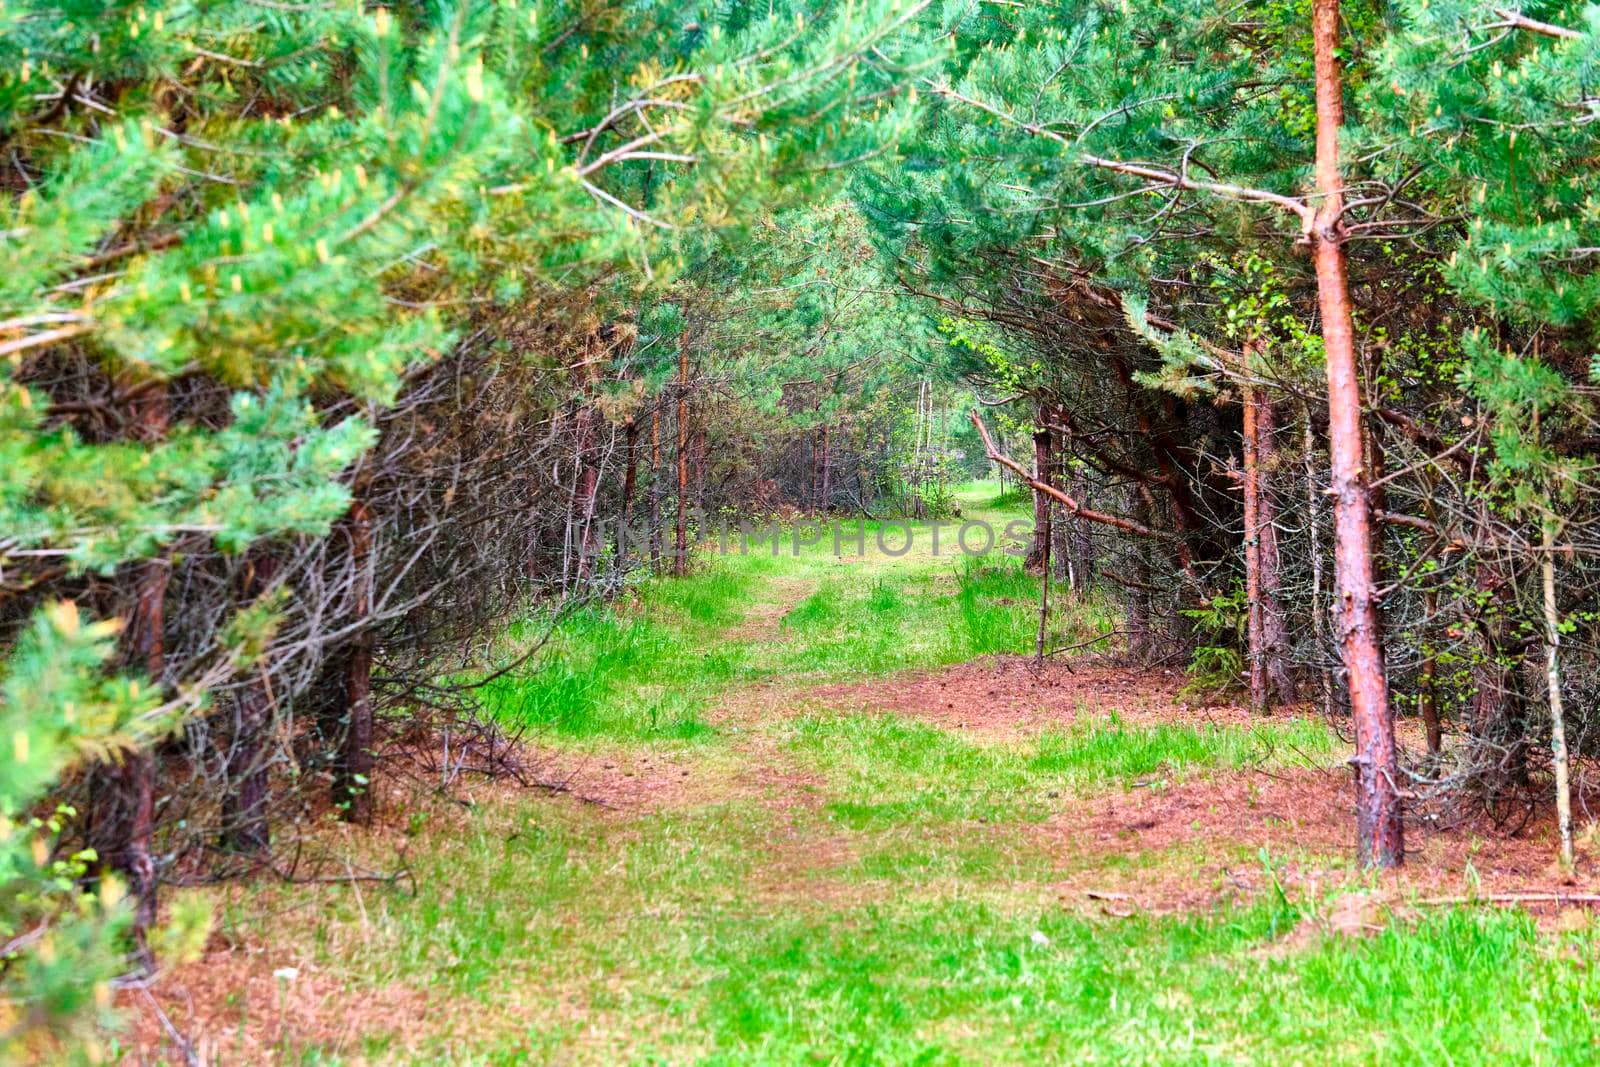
[8,0,1600,1056]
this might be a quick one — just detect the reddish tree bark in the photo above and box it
[1242,384,1267,714]
[90,744,158,947]
[1035,489,1053,667]
[1312,0,1403,866]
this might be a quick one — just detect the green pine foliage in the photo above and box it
[0,0,936,1050]
[14,0,1600,1051]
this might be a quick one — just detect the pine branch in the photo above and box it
[1490,8,1582,41]
[927,82,1314,225]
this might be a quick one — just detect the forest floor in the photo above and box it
[127,483,1600,1064]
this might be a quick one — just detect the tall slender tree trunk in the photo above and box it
[618,416,639,562]
[674,331,690,577]
[1110,359,1201,575]
[573,420,600,580]
[1254,394,1295,705]
[572,333,603,582]
[1242,374,1294,713]
[334,482,375,825]
[1302,403,1336,721]
[1312,0,1402,866]
[649,407,663,568]
[221,553,278,857]
[1542,521,1574,871]
[90,381,168,947]
[1242,385,1267,714]
[1035,498,1052,667]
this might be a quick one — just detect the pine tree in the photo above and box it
[1,0,937,1047]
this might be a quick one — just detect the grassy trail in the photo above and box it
[474,480,1115,742]
[147,483,1600,1065]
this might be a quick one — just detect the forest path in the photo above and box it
[146,481,1584,1063]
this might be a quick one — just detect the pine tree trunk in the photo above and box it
[619,416,639,562]
[1541,522,1574,870]
[89,382,168,947]
[334,486,375,825]
[1242,385,1267,715]
[1241,379,1294,711]
[1255,394,1295,706]
[1035,497,1052,666]
[572,415,600,581]
[1111,359,1200,575]
[1301,404,1336,721]
[1312,0,1402,866]
[649,407,663,568]
[221,553,278,857]
[1469,561,1529,792]
[674,332,690,577]
[572,333,602,582]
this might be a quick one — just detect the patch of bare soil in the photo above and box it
[1037,765,1597,918]
[127,943,437,1063]
[126,655,1600,1057]
[805,656,1256,740]
[515,746,717,814]
[738,576,815,643]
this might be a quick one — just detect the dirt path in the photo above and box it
[133,506,1597,1061]
[523,546,1583,906]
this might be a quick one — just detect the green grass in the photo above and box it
[172,479,1598,1065]
[788,711,1342,828]
[478,481,1116,744]
[474,565,758,740]
[688,897,1600,1065]
[208,783,1600,1064]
